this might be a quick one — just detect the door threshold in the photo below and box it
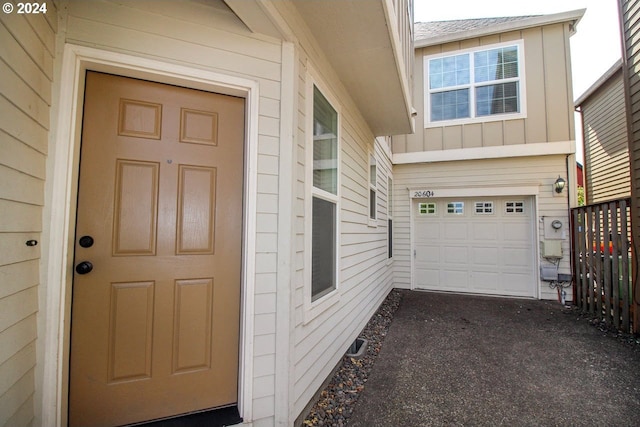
[130,405,242,427]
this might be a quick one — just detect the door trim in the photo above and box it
[43,44,258,426]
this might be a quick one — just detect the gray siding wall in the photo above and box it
[394,22,575,154]
[0,4,57,426]
[581,72,630,203]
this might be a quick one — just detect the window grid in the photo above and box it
[426,42,522,124]
[418,202,437,215]
[474,201,494,214]
[505,201,525,214]
[447,202,464,215]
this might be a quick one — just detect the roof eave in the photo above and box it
[415,8,586,49]
[574,59,624,106]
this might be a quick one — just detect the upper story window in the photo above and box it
[424,40,526,127]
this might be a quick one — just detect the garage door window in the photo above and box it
[418,202,436,215]
[474,201,494,214]
[505,201,525,214]
[447,201,464,215]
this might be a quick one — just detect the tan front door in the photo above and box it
[69,72,245,427]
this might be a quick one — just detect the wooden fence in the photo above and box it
[570,198,634,333]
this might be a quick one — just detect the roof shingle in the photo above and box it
[414,16,539,42]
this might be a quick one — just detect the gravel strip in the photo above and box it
[302,289,403,427]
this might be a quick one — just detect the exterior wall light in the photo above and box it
[554,176,566,194]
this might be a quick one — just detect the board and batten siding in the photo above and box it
[291,56,395,420]
[0,4,57,426]
[392,155,570,300]
[394,22,575,154]
[580,71,630,203]
[60,0,283,423]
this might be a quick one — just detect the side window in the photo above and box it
[388,176,393,259]
[369,154,377,221]
[311,85,339,302]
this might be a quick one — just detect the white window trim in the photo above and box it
[368,152,377,226]
[304,69,341,323]
[423,39,527,128]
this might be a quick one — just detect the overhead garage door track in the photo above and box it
[349,290,640,426]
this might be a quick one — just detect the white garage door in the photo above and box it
[413,197,536,297]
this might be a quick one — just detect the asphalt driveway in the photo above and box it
[349,290,640,427]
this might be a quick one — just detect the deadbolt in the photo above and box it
[79,235,94,248]
[75,261,93,275]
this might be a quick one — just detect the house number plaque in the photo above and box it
[412,190,435,198]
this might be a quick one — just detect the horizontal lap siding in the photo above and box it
[393,155,570,300]
[0,4,56,425]
[292,57,394,419]
[63,1,282,423]
[582,75,630,203]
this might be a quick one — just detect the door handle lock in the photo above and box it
[75,261,93,275]
[79,235,94,248]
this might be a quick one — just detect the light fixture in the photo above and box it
[554,176,566,194]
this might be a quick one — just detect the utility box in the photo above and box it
[541,240,562,258]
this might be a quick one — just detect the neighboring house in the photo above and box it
[392,10,584,300]
[617,0,640,330]
[0,1,413,426]
[577,162,584,187]
[575,60,630,204]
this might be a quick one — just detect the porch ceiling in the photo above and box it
[293,0,413,136]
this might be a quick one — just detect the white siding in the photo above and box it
[0,4,57,425]
[291,53,395,420]
[56,0,283,424]
[393,155,571,300]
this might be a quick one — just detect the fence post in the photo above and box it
[610,201,620,330]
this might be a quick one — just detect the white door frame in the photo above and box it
[42,44,258,426]
[408,185,541,298]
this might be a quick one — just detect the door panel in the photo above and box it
[70,72,245,427]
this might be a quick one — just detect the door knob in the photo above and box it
[75,261,93,275]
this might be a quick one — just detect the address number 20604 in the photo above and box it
[413,190,435,198]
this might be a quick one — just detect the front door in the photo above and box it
[69,72,245,426]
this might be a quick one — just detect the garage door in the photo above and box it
[413,197,536,297]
